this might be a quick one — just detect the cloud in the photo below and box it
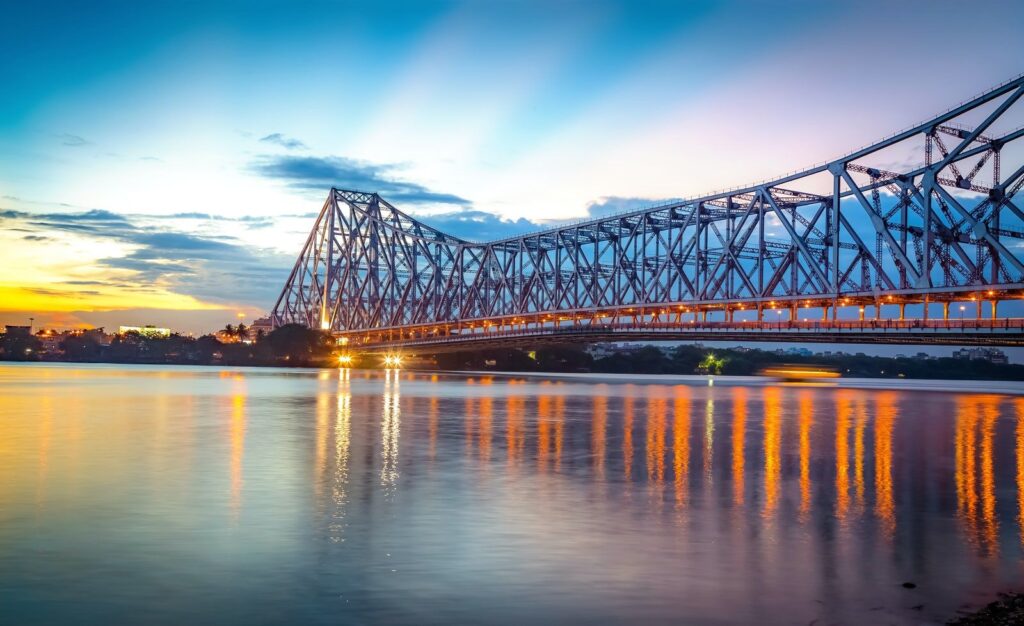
[419,209,541,242]
[149,212,275,227]
[0,208,294,308]
[581,196,683,219]
[250,154,471,206]
[259,133,308,150]
[58,133,91,147]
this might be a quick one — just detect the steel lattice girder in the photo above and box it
[271,75,1024,333]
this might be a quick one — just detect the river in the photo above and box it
[1,363,1022,624]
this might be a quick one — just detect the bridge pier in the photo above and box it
[923,296,929,322]
[898,303,906,321]
[943,302,950,321]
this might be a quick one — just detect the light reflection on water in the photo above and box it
[1,363,1024,625]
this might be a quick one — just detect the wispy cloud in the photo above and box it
[250,154,471,206]
[58,133,91,147]
[259,133,307,150]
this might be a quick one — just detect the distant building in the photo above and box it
[4,325,32,337]
[250,317,273,337]
[952,347,1008,364]
[118,325,171,338]
[35,330,64,353]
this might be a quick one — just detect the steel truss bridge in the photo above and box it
[272,76,1024,351]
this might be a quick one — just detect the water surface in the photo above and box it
[1,363,1023,624]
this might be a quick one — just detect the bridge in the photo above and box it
[271,76,1024,351]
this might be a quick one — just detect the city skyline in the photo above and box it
[2,1,1024,333]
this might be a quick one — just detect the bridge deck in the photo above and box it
[348,319,1024,352]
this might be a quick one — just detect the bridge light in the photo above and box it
[338,354,353,366]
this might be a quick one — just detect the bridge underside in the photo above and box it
[272,75,1024,351]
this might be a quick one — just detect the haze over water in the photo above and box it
[1,364,1023,624]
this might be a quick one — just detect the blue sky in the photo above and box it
[1,0,1023,334]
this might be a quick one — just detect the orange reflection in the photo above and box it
[647,394,667,484]
[593,393,608,480]
[465,396,476,457]
[798,390,813,521]
[955,396,979,546]
[704,394,715,481]
[731,387,747,506]
[874,392,896,539]
[1017,399,1024,547]
[36,396,53,510]
[979,395,999,556]
[538,387,552,473]
[506,391,525,469]
[835,389,852,522]
[479,395,493,464]
[230,383,247,517]
[854,398,867,509]
[428,396,439,462]
[673,387,691,508]
[955,395,1001,555]
[623,391,635,482]
[763,386,781,518]
[554,393,565,472]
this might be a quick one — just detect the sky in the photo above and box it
[1,0,1023,337]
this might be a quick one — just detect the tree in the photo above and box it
[265,324,334,365]
[60,330,103,361]
[235,323,249,341]
[223,323,235,336]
